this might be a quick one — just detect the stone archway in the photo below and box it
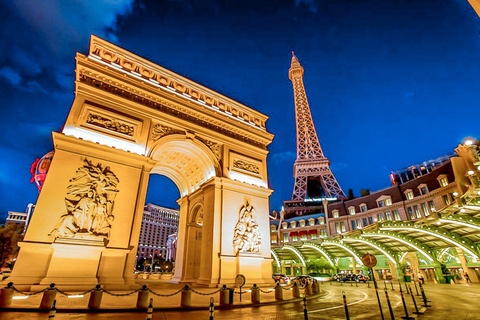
[8,36,274,290]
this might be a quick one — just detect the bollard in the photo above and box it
[384,280,387,291]
[292,282,301,298]
[355,280,358,287]
[419,283,431,307]
[0,282,14,307]
[367,279,371,288]
[146,298,153,319]
[304,282,312,296]
[88,284,103,309]
[219,285,229,306]
[137,285,149,309]
[404,282,410,294]
[384,290,395,320]
[390,281,395,291]
[180,285,191,308]
[330,279,332,286]
[408,285,423,315]
[413,281,420,297]
[275,283,283,301]
[48,299,56,319]
[312,281,319,294]
[251,284,260,304]
[209,297,214,320]
[303,295,309,320]
[342,291,350,320]
[40,283,57,309]
[399,285,414,320]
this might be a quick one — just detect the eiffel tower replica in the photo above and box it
[283,53,345,217]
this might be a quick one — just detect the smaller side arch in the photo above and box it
[271,249,281,267]
[362,231,435,262]
[322,240,363,264]
[283,244,307,267]
[343,237,397,264]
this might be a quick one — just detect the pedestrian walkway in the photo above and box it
[1,279,325,312]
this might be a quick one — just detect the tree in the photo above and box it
[0,223,24,268]
[307,258,333,274]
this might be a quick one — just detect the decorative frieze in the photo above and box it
[79,73,267,149]
[89,42,267,130]
[233,159,260,174]
[86,113,134,137]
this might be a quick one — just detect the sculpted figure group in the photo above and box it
[50,158,119,240]
[233,199,262,254]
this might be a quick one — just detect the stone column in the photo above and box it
[432,261,446,284]
[456,248,479,283]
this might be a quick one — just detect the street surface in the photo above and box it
[1,282,479,319]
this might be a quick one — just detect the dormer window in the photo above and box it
[418,184,429,195]
[308,218,315,226]
[360,203,367,212]
[437,174,448,187]
[282,222,288,229]
[376,195,392,208]
[270,224,277,232]
[332,210,339,218]
[290,221,297,228]
[299,220,306,227]
[404,189,414,200]
[348,206,356,215]
[318,217,325,225]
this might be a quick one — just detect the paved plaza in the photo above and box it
[1,281,480,319]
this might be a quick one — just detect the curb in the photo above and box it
[0,291,327,313]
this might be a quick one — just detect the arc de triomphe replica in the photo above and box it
[9,36,274,289]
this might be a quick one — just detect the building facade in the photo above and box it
[137,204,179,260]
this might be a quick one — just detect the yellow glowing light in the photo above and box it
[468,170,475,175]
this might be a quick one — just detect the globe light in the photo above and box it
[468,170,475,175]
[465,140,473,146]
[453,192,459,197]
[460,208,466,213]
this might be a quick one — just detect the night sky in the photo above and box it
[1,0,479,221]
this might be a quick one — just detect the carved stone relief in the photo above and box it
[233,198,262,254]
[86,113,134,137]
[233,159,260,174]
[151,124,183,141]
[49,158,120,242]
[198,137,221,161]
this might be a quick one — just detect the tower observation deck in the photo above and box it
[284,54,344,216]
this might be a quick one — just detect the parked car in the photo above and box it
[333,273,350,282]
[354,274,370,283]
[272,273,290,284]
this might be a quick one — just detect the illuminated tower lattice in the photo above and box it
[289,53,345,201]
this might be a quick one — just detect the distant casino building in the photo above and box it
[137,204,179,259]
[5,203,35,232]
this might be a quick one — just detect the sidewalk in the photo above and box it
[1,280,325,312]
